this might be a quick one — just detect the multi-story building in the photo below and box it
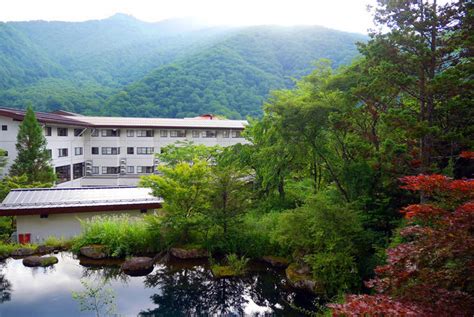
[0,107,247,187]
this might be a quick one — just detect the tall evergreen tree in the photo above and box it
[9,105,55,183]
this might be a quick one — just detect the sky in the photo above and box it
[0,0,376,34]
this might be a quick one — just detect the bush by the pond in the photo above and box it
[210,253,249,278]
[43,236,74,249]
[72,215,159,258]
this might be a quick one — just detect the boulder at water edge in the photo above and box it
[285,263,321,294]
[11,247,36,257]
[170,247,209,259]
[23,256,58,267]
[80,245,108,259]
[121,257,154,276]
[262,256,290,268]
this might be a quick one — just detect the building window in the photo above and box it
[160,130,168,137]
[232,130,242,138]
[127,147,134,154]
[91,129,99,137]
[170,130,186,137]
[102,166,120,174]
[40,214,48,218]
[46,149,52,158]
[73,162,84,179]
[126,130,134,137]
[44,126,52,136]
[58,148,68,157]
[101,147,120,155]
[222,130,230,138]
[91,147,99,155]
[74,147,83,155]
[55,165,71,183]
[137,130,154,137]
[127,166,135,174]
[137,166,154,174]
[137,147,154,155]
[57,128,68,136]
[91,166,99,174]
[192,130,200,138]
[101,129,120,137]
[202,130,216,138]
[74,128,83,137]
[1,125,7,131]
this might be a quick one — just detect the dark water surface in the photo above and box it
[0,252,317,316]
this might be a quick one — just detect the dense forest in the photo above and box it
[0,0,473,315]
[0,14,365,118]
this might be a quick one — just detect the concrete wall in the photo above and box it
[16,209,150,243]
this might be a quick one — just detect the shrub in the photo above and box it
[226,253,249,275]
[72,215,159,258]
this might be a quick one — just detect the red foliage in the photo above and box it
[329,172,474,316]
[328,294,425,316]
[460,151,474,159]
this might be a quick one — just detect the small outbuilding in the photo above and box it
[0,186,163,243]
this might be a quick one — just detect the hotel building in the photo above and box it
[0,107,247,187]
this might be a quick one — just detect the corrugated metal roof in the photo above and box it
[0,187,162,210]
[0,107,247,129]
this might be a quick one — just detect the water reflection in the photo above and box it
[0,253,316,316]
[0,262,12,304]
[141,259,315,316]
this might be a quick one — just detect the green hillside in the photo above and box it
[0,15,366,117]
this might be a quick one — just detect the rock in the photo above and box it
[121,257,154,276]
[211,265,237,278]
[262,256,290,268]
[80,245,108,259]
[36,245,56,254]
[285,263,321,294]
[23,256,58,267]
[11,247,36,257]
[170,247,209,259]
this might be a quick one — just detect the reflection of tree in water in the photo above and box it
[81,265,129,284]
[0,262,12,303]
[139,264,317,316]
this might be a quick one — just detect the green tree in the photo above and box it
[9,105,55,183]
[140,160,212,245]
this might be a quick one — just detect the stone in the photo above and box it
[36,245,56,254]
[11,247,36,257]
[170,247,209,259]
[23,256,58,267]
[285,263,321,294]
[121,257,154,276]
[262,256,290,268]
[79,245,108,259]
[211,265,237,278]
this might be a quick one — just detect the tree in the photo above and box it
[329,169,474,315]
[9,105,55,183]
[140,160,212,245]
[0,149,7,175]
[362,0,473,172]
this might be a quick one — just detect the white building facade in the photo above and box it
[0,108,247,187]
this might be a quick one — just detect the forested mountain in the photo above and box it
[0,14,366,117]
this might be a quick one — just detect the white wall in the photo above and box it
[0,114,248,186]
[16,209,151,242]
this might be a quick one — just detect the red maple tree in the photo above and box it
[329,170,474,316]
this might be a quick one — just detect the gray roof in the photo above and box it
[0,187,163,211]
[73,116,247,129]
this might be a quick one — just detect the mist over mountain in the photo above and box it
[0,14,366,118]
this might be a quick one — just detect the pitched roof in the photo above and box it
[0,107,247,129]
[0,187,163,216]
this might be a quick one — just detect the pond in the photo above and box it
[0,252,318,316]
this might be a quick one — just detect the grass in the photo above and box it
[39,256,59,266]
[43,236,74,249]
[210,253,249,278]
[72,215,159,258]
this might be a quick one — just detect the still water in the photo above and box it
[0,252,317,316]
